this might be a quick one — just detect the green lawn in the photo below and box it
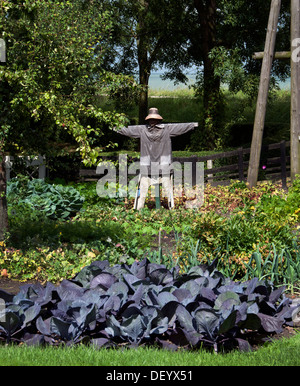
[1,332,299,366]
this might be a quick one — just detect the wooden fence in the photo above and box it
[79,141,291,188]
[173,140,290,188]
[5,155,46,181]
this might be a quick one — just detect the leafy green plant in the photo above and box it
[188,204,298,280]
[253,178,300,225]
[245,248,281,283]
[244,244,300,294]
[281,247,300,294]
[7,178,85,220]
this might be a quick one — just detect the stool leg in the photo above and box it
[161,175,174,209]
[134,174,141,210]
[136,176,150,210]
[155,183,161,209]
[169,174,174,209]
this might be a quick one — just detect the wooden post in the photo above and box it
[207,160,213,181]
[247,0,282,188]
[291,0,300,181]
[4,156,12,181]
[253,51,291,60]
[192,157,197,187]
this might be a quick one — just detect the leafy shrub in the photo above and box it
[7,178,85,220]
[187,203,299,279]
[71,181,102,207]
[0,259,299,352]
[253,177,300,224]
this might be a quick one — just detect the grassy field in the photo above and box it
[100,87,291,151]
[148,87,291,124]
[149,89,291,145]
[0,332,299,366]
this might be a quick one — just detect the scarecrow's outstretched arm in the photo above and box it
[114,125,143,138]
[168,122,198,137]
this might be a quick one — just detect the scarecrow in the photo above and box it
[116,107,198,209]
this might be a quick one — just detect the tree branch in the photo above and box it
[148,35,165,68]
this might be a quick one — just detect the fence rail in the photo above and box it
[173,140,290,188]
[79,141,291,188]
[5,155,46,181]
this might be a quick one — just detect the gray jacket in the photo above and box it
[116,123,197,174]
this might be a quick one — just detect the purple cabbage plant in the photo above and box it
[0,258,299,352]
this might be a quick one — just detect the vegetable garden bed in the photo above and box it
[1,177,300,354]
[0,258,299,353]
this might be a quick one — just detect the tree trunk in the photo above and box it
[202,52,222,148]
[136,1,167,124]
[194,0,221,149]
[138,62,150,124]
[137,0,150,124]
[0,151,8,241]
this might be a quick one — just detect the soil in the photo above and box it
[151,229,178,255]
[0,277,43,294]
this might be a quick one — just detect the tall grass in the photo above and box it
[100,87,291,148]
[150,88,291,125]
[149,87,195,98]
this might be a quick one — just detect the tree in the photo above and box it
[0,0,139,240]
[192,0,221,148]
[189,0,291,150]
[102,1,290,148]
[101,0,192,124]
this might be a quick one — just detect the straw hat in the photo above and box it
[145,107,163,121]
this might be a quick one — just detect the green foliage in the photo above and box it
[244,245,300,294]
[0,0,137,164]
[0,1,292,157]
[1,179,300,289]
[7,177,84,220]
[254,177,300,223]
[1,215,130,282]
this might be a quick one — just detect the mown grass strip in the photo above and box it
[0,333,299,366]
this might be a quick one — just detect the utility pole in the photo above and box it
[291,0,300,181]
[247,0,282,188]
